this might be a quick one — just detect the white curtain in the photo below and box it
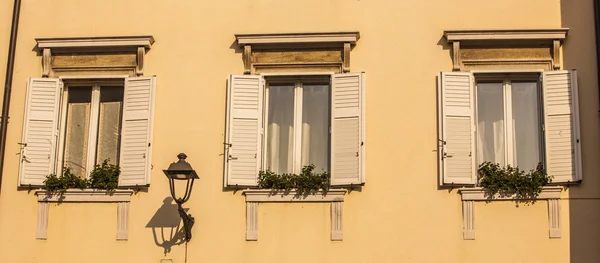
[267,85,294,174]
[511,82,540,171]
[477,83,506,166]
[301,84,329,172]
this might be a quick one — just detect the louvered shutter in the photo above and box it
[330,73,365,186]
[542,70,582,182]
[118,76,156,187]
[224,75,264,187]
[438,72,476,185]
[19,78,62,186]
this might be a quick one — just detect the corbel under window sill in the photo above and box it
[457,186,562,240]
[242,189,346,241]
[35,189,133,240]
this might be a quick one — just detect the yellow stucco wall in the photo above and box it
[0,0,597,262]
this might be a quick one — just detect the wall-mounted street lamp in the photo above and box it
[163,153,199,242]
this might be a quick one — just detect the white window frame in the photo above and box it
[262,74,332,174]
[473,73,544,168]
[57,76,126,178]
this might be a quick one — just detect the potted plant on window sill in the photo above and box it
[42,159,120,196]
[474,162,554,203]
[256,164,331,197]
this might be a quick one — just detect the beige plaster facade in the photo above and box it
[0,0,598,263]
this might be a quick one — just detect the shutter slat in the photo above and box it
[438,72,476,185]
[19,78,62,186]
[118,77,155,187]
[543,70,582,182]
[331,73,365,186]
[224,75,263,187]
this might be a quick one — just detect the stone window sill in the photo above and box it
[458,186,562,240]
[242,189,346,241]
[35,189,134,240]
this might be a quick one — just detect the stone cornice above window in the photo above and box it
[457,186,563,240]
[35,36,155,77]
[235,32,360,47]
[234,32,360,74]
[36,36,154,51]
[443,29,569,71]
[444,29,568,42]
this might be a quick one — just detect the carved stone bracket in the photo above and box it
[243,45,252,75]
[242,189,347,241]
[458,187,562,240]
[35,189,133,240]
[42,48,51,77]
[343,43,351,73]
[136,47,145,76]
[553,40,561,70]
[452,41,461,71]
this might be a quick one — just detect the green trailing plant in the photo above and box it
[89,159,120,190]
[257,164,330,195]
[44,167,89,194]
[43,159,120,194]
[478,161,552,201]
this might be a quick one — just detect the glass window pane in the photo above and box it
[96,86,124,166]
[301,84,330,172]
[476,82,505,166]
[511,82,541,171]
[63,87,92,178]
[266,84,295,174]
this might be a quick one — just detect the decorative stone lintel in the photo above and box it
[458,186,562,240]
[35,189,134,240]
[242,189,347,241]
[443,29,568,72]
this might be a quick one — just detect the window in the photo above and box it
[438,71,581,185]
[60,82,124,178]
[18,77,156,187]
[265,79,330,174]
[224,73,365,187]
[475,77,542,172]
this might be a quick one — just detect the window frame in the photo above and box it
[262,75,332,175]
[57,76,126,178]
[473,73,545,170]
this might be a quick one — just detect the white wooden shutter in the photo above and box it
[224,75,264,187]
[330,73,365,186]
[438,72,476,185]
[118,76,156,187]
[542,70,582,182]
[19,78,62,186]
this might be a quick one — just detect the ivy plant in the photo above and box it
[43,159,120,194]
[478,161,552,201]
[88,159,120,190]
[257,164,330,195]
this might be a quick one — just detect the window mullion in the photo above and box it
[504,80,515,167]
[85,84,101,178]
[293,81,303,174]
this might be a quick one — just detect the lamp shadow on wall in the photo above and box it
[146,197,189,255]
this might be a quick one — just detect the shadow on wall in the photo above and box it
[561,1,600,262]
[146,197,188,255]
